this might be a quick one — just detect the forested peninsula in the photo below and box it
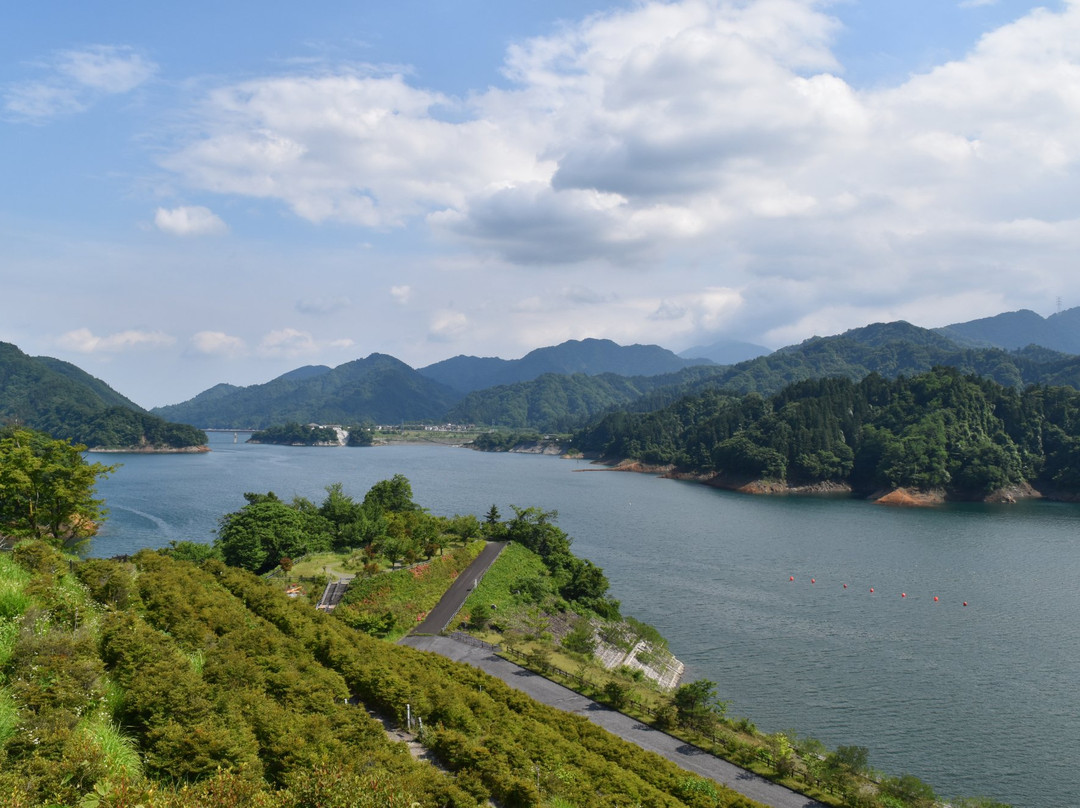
[573,367,1080,503]
[0,342,207,451]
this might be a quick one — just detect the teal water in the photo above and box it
[92,433,1080,807]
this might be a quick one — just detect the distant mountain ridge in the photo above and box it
[151,353,462,429]
[150,315,1080,433]
[936,306,1080,354]
[419,337,709,393]
[677,338,769,365]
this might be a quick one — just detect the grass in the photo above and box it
[370,428,485,446]
[0,553,31,621]
[450,541,551,633]
[78,715,143,780]
[0,686,17,747]
[285,551,357,581]
[0,554,32,671]
[335,541,486,641]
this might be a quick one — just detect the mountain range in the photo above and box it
[7,307,1080,441]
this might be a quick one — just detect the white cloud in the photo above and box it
[4,45,156,121]
[390,285,412,304]
[154,206,229,236]
[55,45,157,94]
[191,331,247,358]
[428,310,469,342]
[156,0,1080,348]
[256,328,354,358]
[57,328,175,354]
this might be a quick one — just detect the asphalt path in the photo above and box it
[401,635,825,808]
[411,541,507,634]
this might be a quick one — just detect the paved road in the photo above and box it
[401,635,825,808]
[411,541,507,634]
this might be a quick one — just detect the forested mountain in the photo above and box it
[667,322,1080,399]
[446,366,725,432]
[147,318,1080,435]
[152,353,463,429]
[0,342,206,449]
[936,306,1080,354]
[677,338,770,365]
[419,337,710,393]
[574,367,1080,500]
[453,323,1080,433]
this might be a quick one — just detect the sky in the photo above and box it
[3,0,1078,408]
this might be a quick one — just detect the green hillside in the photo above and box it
[152,354,463,429]
[0,541,765,808]
[0,343,206,450]
[419,338,709,394]
[574,367,1080,500]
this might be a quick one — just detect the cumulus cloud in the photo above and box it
[154,206,229,236]
[428,310,469,342]
[57,328,175,354]
[191,331,247,358]
[4,45,156,121]
[390,285,412,304]
[159,0,1080,343]
[163,69,547,227]
[257,328,354,358]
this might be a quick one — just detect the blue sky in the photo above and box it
[2,0,1074,407]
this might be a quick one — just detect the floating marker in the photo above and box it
[869,588,874,593]
[811,578,816,584]
[843,583,847,589]
[901,593,906,598]
[790,576,794,582]
[963,602,968,607]
[933,596,939,602]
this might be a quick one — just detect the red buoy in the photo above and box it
[901,593,906,598]
[963,602,968,607]
[843,583,847,589]
[933,596,939,602]
[869,588,874,593]
[790,576,794,581]
[811,578,816,584]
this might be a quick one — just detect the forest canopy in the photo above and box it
[573,368,1080,498]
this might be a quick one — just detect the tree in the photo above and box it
[672,679,728,732]
[362,474,418,513]
[214,499,311,573]
[0,427,116,549]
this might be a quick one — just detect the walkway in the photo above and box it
[411,541,507,634]
[401,635,824,808]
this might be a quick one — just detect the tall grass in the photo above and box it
[79,716,143,780]
[0,686,17,748]
[0,553,32,621]
[0,554,31,671]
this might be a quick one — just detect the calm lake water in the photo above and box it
[92,432,1080,807]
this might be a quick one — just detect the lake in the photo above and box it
[92,432,1080,807]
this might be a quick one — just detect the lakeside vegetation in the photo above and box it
[248,422,343,445]
[0,343,207,451]
[574,367,1080,500]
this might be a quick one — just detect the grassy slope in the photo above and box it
[0,543,762,808]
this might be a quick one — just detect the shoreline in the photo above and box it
[577,455,1057,507]
[89,444,210,454]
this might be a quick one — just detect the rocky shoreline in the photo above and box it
[578,455,1054,506]
[89,444,210,454]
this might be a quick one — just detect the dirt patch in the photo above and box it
[873,488,946,507]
